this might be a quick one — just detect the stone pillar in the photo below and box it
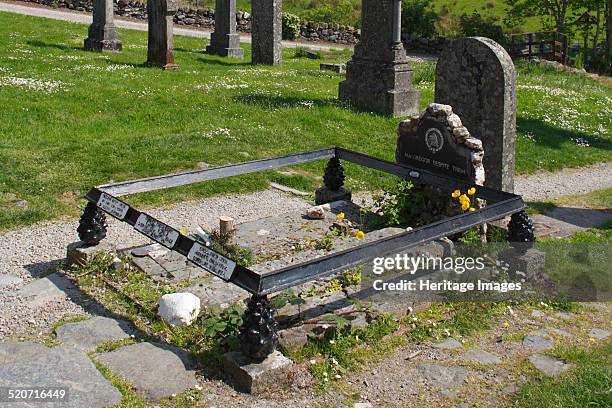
[206,0,244,58]
[339,0,420,117]
[251,0,282,65]
[84,0,122,52]
[435,37,517,192]
[147,0,179,70]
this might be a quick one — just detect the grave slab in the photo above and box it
[17,273,77,306]
[459,349,502,365]
[94,342,197,401]
[0,343,122,408]
[0,341,47,365]
[416,363,474,388]
[66,240,117,267]
[432,338,463,350]
[54,316,135,351]
[184,276,249,311]
[222,350,293,394]
[589,328,611,340]
[522,335,554,352]
[528,354,574,377]
[251,0,282,65]
[0,274,23,287]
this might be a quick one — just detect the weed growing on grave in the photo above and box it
[95,338,137,353]
[205,229,255,267]
[90,358,148,408]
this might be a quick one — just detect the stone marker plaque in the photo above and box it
[188,242,237,281]
[398,118,473,181]
[396,103,485,185]
[135,214,180,248]
[97,193,129,220]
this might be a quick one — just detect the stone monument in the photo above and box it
[435,37,517,192]
[84,0,122,52]
[206,0,244,59]
[396,103,485,186]
[147,0,180,70]
[251,0,282,65]
[339,0,420,117]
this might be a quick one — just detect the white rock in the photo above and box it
[158,293,201,327]
[446,113,463,128]
[111,256,123,270]
[427,103,452,116]
[452,126,470,141]
[306,205,326,220]
[465,137,483,150]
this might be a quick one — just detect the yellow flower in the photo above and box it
[355,230,365,240]
[337,212,345,220]
[503,322,510,328]
[469,207,475,212]
[468,187,477,196]
[461,202,470,211]
[459,194,470,204]
[452,190,461,198]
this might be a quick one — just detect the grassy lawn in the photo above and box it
[515,342,612,408]
[0,11,610,232]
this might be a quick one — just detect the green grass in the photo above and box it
[515,342,612,408]
[0,11,610,232]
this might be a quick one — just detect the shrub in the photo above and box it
[402,0,440,39]
[282,12,301,40]
[459,12,507,46]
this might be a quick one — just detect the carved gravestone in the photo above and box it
[206,0,244,59]
[84,0,122,52]
[435,37,516,192]
[339,0,420,117]
[397,103,485,186]
[396,103,485,222]
[251,0,282,65]
[147,0,179,70]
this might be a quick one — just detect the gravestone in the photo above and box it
[147,0,179,70]
[339,0,420,117]
[435,37,516,192]
[396,103,485,186]
[84,0,122,52]
[251,0,282,65]
[206,0,244,59]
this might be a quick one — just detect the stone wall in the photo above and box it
[18,0,359,45]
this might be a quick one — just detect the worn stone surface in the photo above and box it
[147,0,179,69]
[0,344,122,408]
[66,240,117,267]
[522,335,554,351]
[222,350,293,394]
[94,342,197,401]
[459,348,502,364]
[0,341,48,365]
[431,338,463,350]
[339,0,419,117]
[184,276,249,311]
[435,37,517,192]
[531,209,612,238]
[206,0,244,58]
[55,316,134,351]
[416,363,474,388]
[589,328,611,340]
[84,0,122,51]
[17,273,77,306]
[528,354,574,377]
[251,0,282,65]
[0,274,23,287]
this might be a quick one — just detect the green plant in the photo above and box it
[207,229,255,267]
[402,0,440,38]
[202,304,244,338]
[282,12,301,40]
[459,11,507,46]
[313,233,335,251]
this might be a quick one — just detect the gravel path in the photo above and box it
[0,190,310,340]
[515,161,612,202]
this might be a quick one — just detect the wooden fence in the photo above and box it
[509,31,568,64]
